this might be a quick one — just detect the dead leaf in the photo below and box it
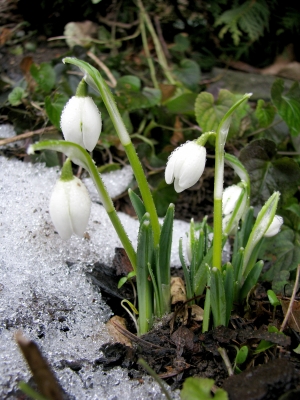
[190,304,204,322]
[0,27,13,46]
[159,83,176,102]
[106,316,132,347]
[64,21,98,48]
[281,299,300,332]
[15,331,64,400]
[170,115,184,146]
[171,277,187,304]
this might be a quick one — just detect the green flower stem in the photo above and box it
[125,142,160,245]
[28,140,137,270]
[136,0,176,85]
[63,57,160,246]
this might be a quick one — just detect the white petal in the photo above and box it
[82,97,102,151]
[68,177,91,237]
[165,152,176,184]
[49,180,73,240]
[178,146,206,189]
[264,215,283,237]
[60,97,85,147]
[223,185,242,215]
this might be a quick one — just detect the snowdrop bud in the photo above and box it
[60,96,102,152]
[49,160,91,240]
[222,185,243,215]
[165,141,206,193]
[264,215,283,237]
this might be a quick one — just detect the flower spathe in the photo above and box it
[264,215,283,237]
[222,185,243,216]
[60,96,102,152]
[49,176,91,240]
[165,141,206,193]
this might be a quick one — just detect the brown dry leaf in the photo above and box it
[281,299,300,332]
[275,62,300,81]
[170,115,184,146]
[64,21,98,48]
[159,83,176,103]
[261,44,295,76]
[15,331,64,400]
[190,304,204,322]
[171,277,187,304]
[0,27,13,46]
[106,316,132,347]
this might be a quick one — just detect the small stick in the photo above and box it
[218,347,234,376]
[0,126,57,146]
[280,264,300,332]
[87,51,117,87]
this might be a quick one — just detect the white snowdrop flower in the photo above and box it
[49,175,91,240]
[222,185,243,216]
[165,141,206,193]
[264,215,283,237]
[60,96,102,151]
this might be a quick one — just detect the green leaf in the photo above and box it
[165,92,198,115]
[173,59,200,91]
[128,188,146,222]
[195,90,248,137]
[18,381,48,400]
[171,33,191,52]
[210,268,226,327]
[30,62,56,93]
[239,139,300,206]
[181,377,228,400]
[235,345,248,364]
[8,87,27,106]
[261,227,300,292]
[293,344,300,354]
[271,79,300,136]
[159,203,174,286]
[116,87,161,111]
[240,260,264,301]
[255,99,276,128]
[45,94,68,129]
[30,149,60,167]
[116,75,141,92]
[267,290,280,307]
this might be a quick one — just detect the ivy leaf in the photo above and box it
[45,94,68,129]
[173,59,200,91]
[116,87,161,111]
[255,99,276,128]
[271,79,300,136]
[8,87,27,106]
[181,377,228,400]
[260,227,300,292]
[165,92,197,115]
[30,62,56,93]
[239,139,300,206]
[195,89,248,137]
[116,75,141,92]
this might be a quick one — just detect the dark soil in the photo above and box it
[88,256,300,400]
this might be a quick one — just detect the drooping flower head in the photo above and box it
[60,79,102,152]
[165,141,206,193]
[49,159,91,240]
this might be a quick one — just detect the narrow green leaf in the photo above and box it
[159,203,174,286]
[223,263,234,326]
[210,267,226,327]
[267,290,280,307]
[240,260,264,301]
[128,188,146,222]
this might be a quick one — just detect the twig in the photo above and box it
[280,264,300,332]
[97,15,139,29]
[154,15,171,60]
[111,320,163,349]
[218,346,234,376]
[0,126,57,146]
[87,51,117,87]
[138,358,173,400]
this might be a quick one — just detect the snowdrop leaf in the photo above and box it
[240,139,300,206]
[271,79,300,136]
